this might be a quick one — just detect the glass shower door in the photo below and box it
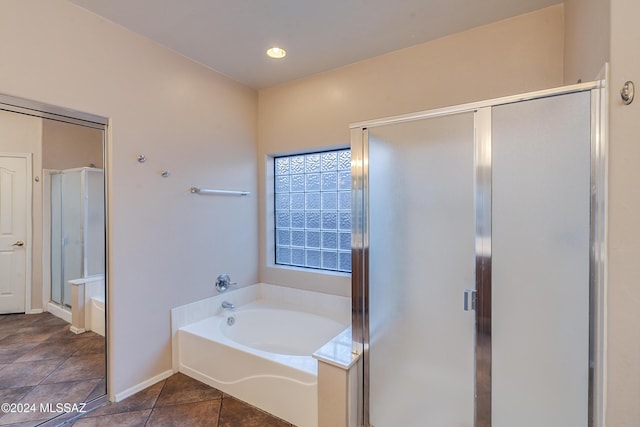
[61,170,83,307]
[367,112,476,427]
[491,92,591,427]
[50,172,63,305]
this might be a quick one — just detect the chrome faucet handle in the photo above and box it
[215,274,237,292]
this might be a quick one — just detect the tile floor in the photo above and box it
[0,312,106,426]
[0,313,294,426]
[69,372,296,426]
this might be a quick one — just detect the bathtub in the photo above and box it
[173,283,351,427]
[89,297,105,337]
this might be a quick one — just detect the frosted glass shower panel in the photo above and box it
[491,92,591,427]
[62,170,83,306]
[50,168,105,307]
[367,112,476,427]
[86,169,105,276]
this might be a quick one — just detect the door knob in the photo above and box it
[12,240,24,247]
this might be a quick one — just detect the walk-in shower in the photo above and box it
[49,167,104,308]
[350,81,607,427]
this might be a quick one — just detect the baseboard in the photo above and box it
[29,308,44,314]
[47,302,71,323]
[114,369,174,402]
[70,326,86,334]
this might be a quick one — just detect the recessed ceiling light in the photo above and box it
[266,47,286,59]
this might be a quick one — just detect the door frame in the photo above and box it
[350,79,608,427]
[42,168,61,310]
[0,152,33,314]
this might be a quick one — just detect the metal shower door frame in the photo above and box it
[350,80,607,427]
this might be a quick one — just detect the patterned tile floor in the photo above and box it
[0,312,295,426]
[69,373,295,427]
[0,312,105,426]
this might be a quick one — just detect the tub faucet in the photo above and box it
[215,274,237,292]
[221,301,235,310]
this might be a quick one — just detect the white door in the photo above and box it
[0,155,29,314]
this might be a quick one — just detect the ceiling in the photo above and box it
[69,0,561,89]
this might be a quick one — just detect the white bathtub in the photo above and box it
[89,296,105,337]
[173,283,351,427]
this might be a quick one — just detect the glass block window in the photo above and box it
[275,149,351,272]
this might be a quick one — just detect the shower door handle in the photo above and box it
[463,289,477,311]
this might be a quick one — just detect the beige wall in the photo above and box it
[563,0,610,84]
[42,120,104,170]
[257,5,565,295]
[0,111,42,154]
[0,0,258,399]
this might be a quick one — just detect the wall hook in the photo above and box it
[137,154,147,163]
[620,81,635,105]
[161,170,170,178]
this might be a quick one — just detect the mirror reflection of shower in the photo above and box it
[0,99,108,425]
[42,119,104,333]
[49,168,104,308]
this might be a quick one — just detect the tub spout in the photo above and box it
[221,301,235,310]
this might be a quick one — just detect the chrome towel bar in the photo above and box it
[190,187,250,196]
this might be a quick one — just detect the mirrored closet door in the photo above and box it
[0,95,108,425]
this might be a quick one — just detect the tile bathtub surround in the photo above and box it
[0,312,106,426]
[70,373,295,427]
